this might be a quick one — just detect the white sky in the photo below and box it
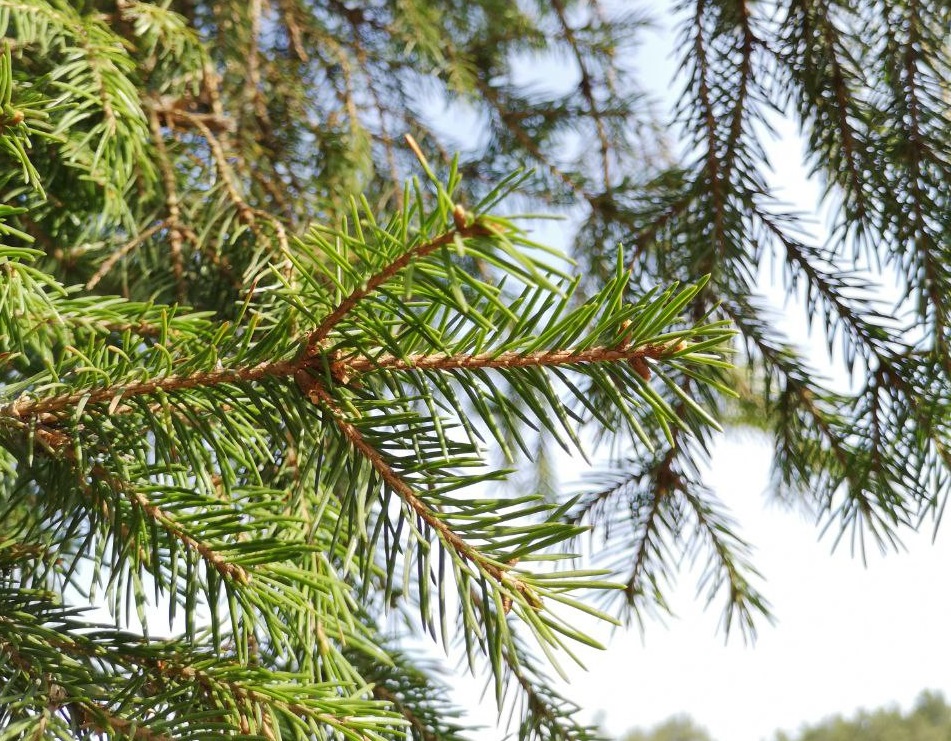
[448,4,951,740]
[575,435,951,741]
[457,434,951,741]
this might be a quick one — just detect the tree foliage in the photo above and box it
[775,691,951,741]
[618,692,951,741]
[0,0,949,738]
[620,715,715,741]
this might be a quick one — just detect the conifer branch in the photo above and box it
[298,373,541,607]
[7,0,948,732]
[91,465,251,585]
[171,106,292,271]
[550,0,611,186]
[302,220,493,349]
[691,1,726,253]
[174,109,256,228]
[86,220,167,291]
[810,2,870,224]
[76,704,170,741]
[624,452,674,605]
[721,0,755,189]
[370,684,440,741]
[474,77,592,202]
[331,344,676,380]
[0,619,169,740]
[148,108,187,303]
[0,343,683,423]
[151,657,391,736]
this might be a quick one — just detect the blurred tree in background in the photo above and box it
[776,691,951,741]
[620,715,715,741]
[619,692,951,741]
[0,0,949,738]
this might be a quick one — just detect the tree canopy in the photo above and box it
[620,715,715,741]
[0,0,949,739]
[776,692,951,741]
[619,692,951,741]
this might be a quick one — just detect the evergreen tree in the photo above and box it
[0,0,948,739]
[774,691,951,741]
[616,692,951,741]
[621,715,715,741]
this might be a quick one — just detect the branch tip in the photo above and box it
[404,133,428,169]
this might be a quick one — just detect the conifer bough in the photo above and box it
[0,0,948,739]
[0,4,734,735]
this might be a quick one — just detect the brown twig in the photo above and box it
[303,221,494,350]
[173,110,256,228]
[0,358,298,420]
[275,0,309,62]
[148,109,187,303]
[298,373,541,607]
[86,221,167,290]
[0,341,683,424]
[329,344,673,382]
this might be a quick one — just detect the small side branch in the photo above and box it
[298,373,539,606]
[148,109,187,303]
[303,221,495,349]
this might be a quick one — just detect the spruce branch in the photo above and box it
[148,108,187,303]
[303,219,497,351]
[170,109,256,228]
[85,220,168,291]
[720,0,756,191]
[329,344,682,381]
[297,371,541,608]
[550,0,611,186]
[473,77,592,202]
[782,0,871,228]
[461,588,605,740]
[72,703,170,741]
[622,455,674,610]
[687,0,726,252]
[0,358,298,421]
[89,464,251,586]
[0,342,695,425]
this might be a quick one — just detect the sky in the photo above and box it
[456,433,951,741]
[447,4,951,740]
[582,435,951,741]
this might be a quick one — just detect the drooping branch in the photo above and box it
[720,0,756,190]
[691,0,725,253]
[297,372,542,607]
